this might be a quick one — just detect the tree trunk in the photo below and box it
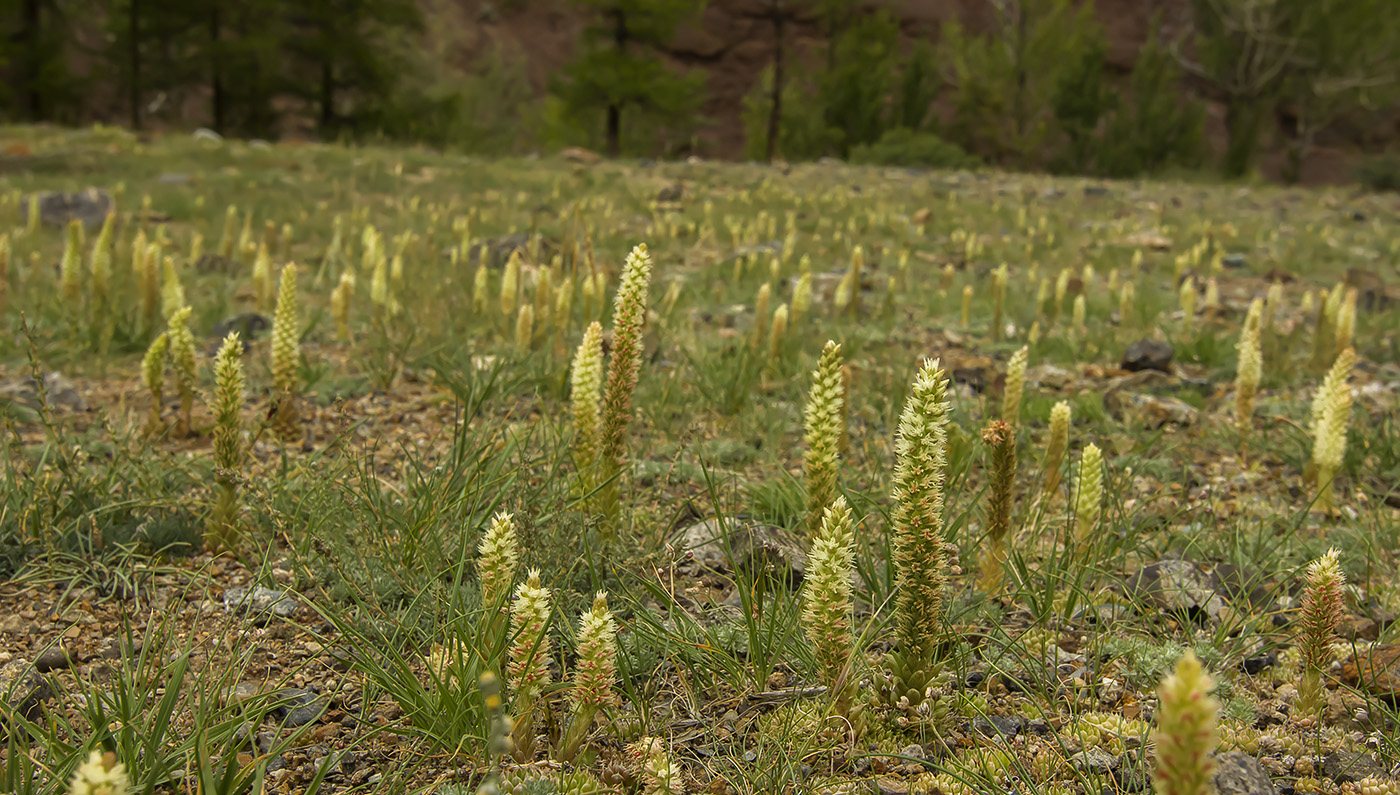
[210,4,225,134]
[765,3,784,163]
[605,8,628,158]
[21,0,43,119]
[320,59,334,132]
[130,0,142,129]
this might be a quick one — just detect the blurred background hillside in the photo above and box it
[2,0,1398,186]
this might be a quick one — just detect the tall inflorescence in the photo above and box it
[1334,287,1357,353]
[218,205,239,258]
[560,591,620,763]
[515,304,535,351]
[1119,280,1136,328]
[207,332,245,552]
[1073,442,1103,543]
[1297,548,1345,718]
[68,749,129,795]
[271,263,301,440]
[595,244,655,537]
[1310,347,1355,511]
[990,264,1008,340]
[1002,346,1028,427]
[635,738,684,795]
[167,306,198,435]
[1310,283,1343,371]
[253,242,272,312]
[1152,650,1219,795]
[802,497,856,713]
[141,332,169,434]
[477,511,519,610]
[1234,298,1263,434]
[1179,276,1196,336]
[979,420,1016,593]
[0,232,9,317]
[791,271,813,325]
[1041,401,1071,500]
[804,341,845,541]
[571,321,605,498]
[960,284,973,327]
[508,568,553,762]
[331,270,355,341]
[751,282,772,350]
[501,249,522,323]
[89,213,115,350]
[891,358,952,665]
[160,256,185,321]
[61,219,83,305]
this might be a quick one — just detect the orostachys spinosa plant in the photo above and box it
[560,590,620,763]
[803,340,844,542]
[570,321,605,497]
[206,332,245,553]
[1073,442,1104,544]
[141,331,169,434]
[878,358,953,732]
[595,243,655,538]
[477,511,519,611]
[1152,650,1219,795]
[1235,298,1263,434]
[1310,346,1354,511]
[1297,548,1345,718]
[68,749,128,795]
[271,263,301,440]
[166,306,198,436]
[508,568,553,761]
[1041,400,1071,500]
[1001,345,1028,426]
[802,496,857,718]
[979,419,1016,593]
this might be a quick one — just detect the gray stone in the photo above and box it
[1121,339,1175,373]
[0,659,50,720]
[971,714,1024,738]
[193,128,224,142]
[212,313,271,345]
[1070,747,1120,773]
[193,254,241,275]
[672,517,806,585]
[223,586,300,619]
[1105,391,1200,428]
[271,688,326,727]
[1221,253,1248,269]
[1028,364,1075,390]
[21,189,114,230]
[464,234,553,269]
[1127,559,1227,622]
[0,371,88,412]
[33,647,74,673]
[1213,752,1276,795]
[1323,751,1386,784]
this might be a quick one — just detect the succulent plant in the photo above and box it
[595,244,655,538]
[1235,298,1263,433]
[1152,650,1219,795]
[270,263,301,441]
[1310,347,1355,510]
[804,340,844,541]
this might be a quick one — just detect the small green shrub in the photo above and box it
[849,128,981,170]
[1356,151,1400,193]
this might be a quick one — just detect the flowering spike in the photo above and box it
[804,341,844,540]
[1152,650,1219,795]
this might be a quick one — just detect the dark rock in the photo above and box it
[1070,747,1119,773]
[1214,752,1276,795]
[1241,653,1277,675]
[465,233,553,268]
[0,371,88,412]
[1104,390,1199,428]
[0,659,50,721]
[971,714,1024,738]
[1025,719,1052,736]
[656,183,683,203]
[1113,752,1150,792]
[1083,185,1109,197]
[212,313,271,344]
[224,586,300,619]
[1339,644,1400,698]
[1126,559,1227,622]
[1221,253,1248,269]
[271,689,327,727]
[1323,751,1385,784]
[33,647,74,673]
[21,189,114,230]
[672,517,806,585]
[1121,339,1175,373]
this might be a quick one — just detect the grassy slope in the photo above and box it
[0,124,1398,794]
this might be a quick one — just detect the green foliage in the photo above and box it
[1097,30,1205,177]
[741,66,841,162]
[819,11,900,156]
[849,128,980,170]
[941,0,1104,168]
[895,40,940,132]
[1355,150,1400,193]
[1051,34,1113,174]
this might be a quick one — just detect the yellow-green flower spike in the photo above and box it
[751,282,771,350]
[991,264,1008,340]
[89,212,115,308]
[1073,442,1103,542]
[515,304,535,351]
[636,738,684,795]
[802,496,855,696]
[595,244,656,535]
[571,321,605,488]
[804,341,845,540]
[252,242,272,312]
[1298,548,1345,718]
[166,306,198,435]
[560,590,621,763]
[791,271,813,323]
[160,256,185,321]
[218,205,239,259]
[1179,277,1196,336]
[768,304,789,360]
[141,331,169,432]
[1042,401,1071,499]
[477,511,519,609]
[891,358,952,663]
[1334,287,1357,353]
[501,249,522,321]
[25,194,40,235]
[473,262,490,314]
[1002,346,1028,427]
[1310,347,1355,510]
[1235,298,1263,433]
[508,568,552,760]
[207,332,246,551]
[960,284,973,326]
[331,270,355,341]
[980,420,1016,593]
[271,264,301,440]
[61,219,83,303]
[1071,293,1086,334]
[69,749,129,795]
[1152,650,1219,795]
